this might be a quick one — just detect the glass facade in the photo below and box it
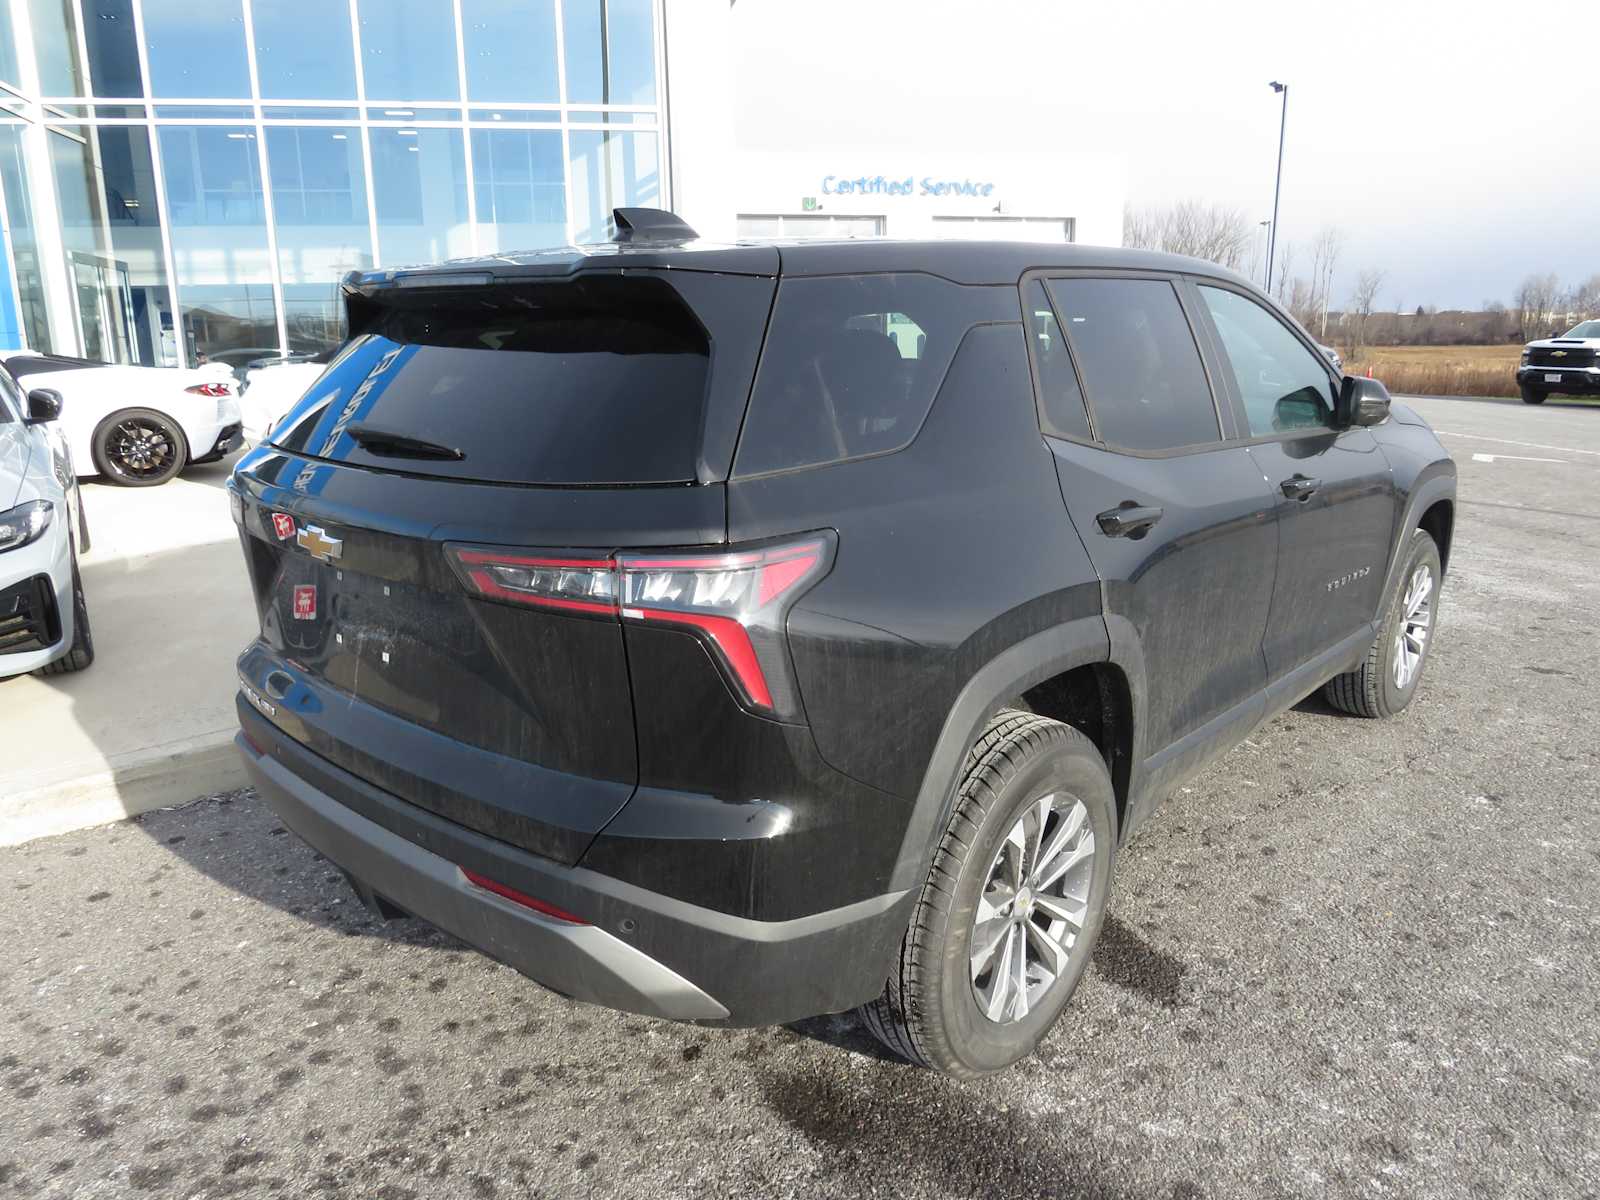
[0,0,665,365]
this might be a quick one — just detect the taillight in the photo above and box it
[461,867,588,924]
[185,382,233,397]
[445,533,836,722]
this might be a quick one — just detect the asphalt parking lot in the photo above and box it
[3,395,1598,1200]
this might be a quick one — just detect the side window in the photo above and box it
[734,273,975,476]
[0,369,22,422]
[1046,278,1219,452]
[1199,285,1335,437]
[1024,279,1091,441]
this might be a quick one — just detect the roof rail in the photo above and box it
[610,207,699,244]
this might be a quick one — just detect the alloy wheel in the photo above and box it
[108,418,177,480]
[1393,563,1433,689]
[970,791,1095,1024]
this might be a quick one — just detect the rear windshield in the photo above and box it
[268,277,710,485]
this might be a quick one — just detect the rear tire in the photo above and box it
[1520,385,1547,405]
[1324,529,1439,718]
[860,709,1116,1078]
[39,543,94,676]
[91,407,188,487]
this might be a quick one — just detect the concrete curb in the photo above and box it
[0,732,247,847]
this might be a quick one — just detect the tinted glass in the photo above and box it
[736,273,977,477]
[461,0,559,103]
[0,127,50,351]
[0,367,20,420]
[1047,278,1218,451]
[143,0,251,98]
[569,130,658,243]
[1200,286,1334,436]
[158,126,278,362]
[83,0,143,97]
[358,0,459,100]
[27,0,83,95]
[0,4,17,87]
[371,127,470,266]
[1025,278,1090,441]
[270,278,709,484]
[563,0,656,106]
[253,0,357,99]
[471,128,565,251]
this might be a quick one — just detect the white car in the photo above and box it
[1,351,244,487]
[0,368,93,678]
[237,349,336,446]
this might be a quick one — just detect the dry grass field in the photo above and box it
[1342,344,1522,397]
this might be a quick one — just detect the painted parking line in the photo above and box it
[1436,430,1600,457]
[1469,452,1568,464]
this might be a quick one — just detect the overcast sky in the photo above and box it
[733,0,1600,311]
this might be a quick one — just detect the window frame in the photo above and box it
[1181,276,1345,448]
[1022,267,1236,458]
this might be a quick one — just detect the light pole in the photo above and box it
[1258,219,1271,289]
[1266,81,1287,297]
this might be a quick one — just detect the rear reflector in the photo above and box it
[461,867,589,924]
[445,533,835,721]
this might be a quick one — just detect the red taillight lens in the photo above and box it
[461,867,589,924]
[185,381,233,397]
[445,534,836,721]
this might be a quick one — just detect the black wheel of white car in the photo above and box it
[92,408,188,487]
[861,709,1116,1078]
[39,541,94,676]
[1520,385,1547,405]
[1324,529,1440,718]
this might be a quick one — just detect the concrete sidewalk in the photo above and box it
[0,458,254,845]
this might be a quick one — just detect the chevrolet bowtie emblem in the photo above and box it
[1552,350,1567,357]
[296,524,343,562]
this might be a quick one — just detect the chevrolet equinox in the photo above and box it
[230,209,1456,1077]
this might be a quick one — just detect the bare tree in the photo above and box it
[1515,273,1563,339]
[1348,269,1386,357]
[1122,200,1253,271]
[1569,274,1600,321]
[1308,227,1343,340]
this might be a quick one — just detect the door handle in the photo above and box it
[1096,502,1164,539]
[1280,474,1321,501]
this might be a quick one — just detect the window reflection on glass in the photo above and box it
[158,125,277,363]
[0,126,52,352]
[370,126,470,266]
[470,128,564,252]
[48,124,175,364]
[569,130,656,244]
[461,0,558,103]
[562,0,656,107]
[27,0,85,95]
[143,0,250,99]
[266,127,372,351]
[0,4,18,88]
[1199,285,1335,437]
[253,0,356,100]
[82,0,143,97]
[358,0,460,100]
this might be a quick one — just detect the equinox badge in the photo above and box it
[297,524,343,562]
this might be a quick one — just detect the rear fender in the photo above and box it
[888,614,1112,893]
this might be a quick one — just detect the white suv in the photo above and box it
[0,368,93,678]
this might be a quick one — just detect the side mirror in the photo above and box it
[1337,375,1390,427]
[24,388,63,425]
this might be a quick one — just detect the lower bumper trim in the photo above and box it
[242,736,729,1021]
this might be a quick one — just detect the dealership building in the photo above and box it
[0,1,1123,368]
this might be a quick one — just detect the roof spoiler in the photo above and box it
[610,207,699,244]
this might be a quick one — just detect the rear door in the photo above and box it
[1028,273,1278,775]
[233,269,773,865]
[1189,281,1398,679]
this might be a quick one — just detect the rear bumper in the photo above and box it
[236,707,912,1026]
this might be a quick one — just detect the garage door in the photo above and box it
[932,216,1075,242]
[737,214,886,239]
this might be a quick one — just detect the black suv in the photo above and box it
[229,209,1456,1077]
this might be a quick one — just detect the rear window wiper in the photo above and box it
[345,423,465,461]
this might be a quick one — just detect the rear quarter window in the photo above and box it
[733,273,987,477]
